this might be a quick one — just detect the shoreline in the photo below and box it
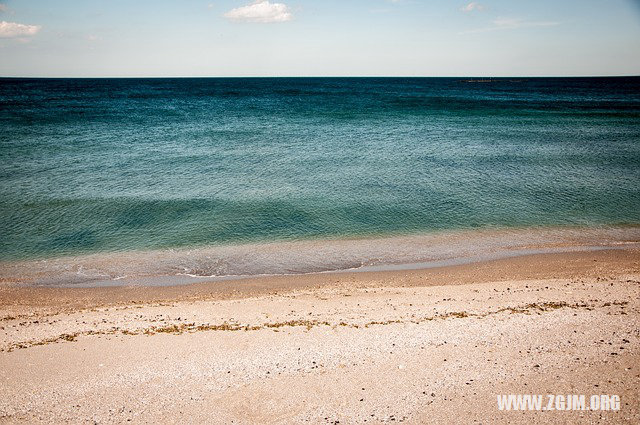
[1,246,638,310]
[2,224,639,289]
[1,247,638,423]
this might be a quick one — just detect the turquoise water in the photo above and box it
[1,77,639,263]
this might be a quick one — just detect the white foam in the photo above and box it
[2,225,639,287]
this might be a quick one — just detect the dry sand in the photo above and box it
[0,248,639,424]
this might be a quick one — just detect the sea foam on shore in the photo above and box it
[1,225,638,287]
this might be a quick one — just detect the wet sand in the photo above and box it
[0,248,639,423]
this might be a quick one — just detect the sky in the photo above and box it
[0,0,639,77]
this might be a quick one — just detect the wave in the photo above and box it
[1,225,638,288]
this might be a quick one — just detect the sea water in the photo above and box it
[1,77,639,285]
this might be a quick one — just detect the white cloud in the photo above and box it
[492,18,525,29]
[492,17,559,30]
[461,17,559,34]
[0,21,41,38]
[0,4,7,13]
[461,2,484,13]
[224,1,293,23]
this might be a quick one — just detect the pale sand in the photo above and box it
[0,249,639,424]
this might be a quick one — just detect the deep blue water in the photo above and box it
[1,77,639,261]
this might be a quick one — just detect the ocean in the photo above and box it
[1,77,639,285]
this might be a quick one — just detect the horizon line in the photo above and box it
[1,74,639,79]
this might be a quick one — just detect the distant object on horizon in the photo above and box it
[460,79,527,83]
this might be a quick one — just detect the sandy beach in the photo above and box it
[0,248,638,424]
